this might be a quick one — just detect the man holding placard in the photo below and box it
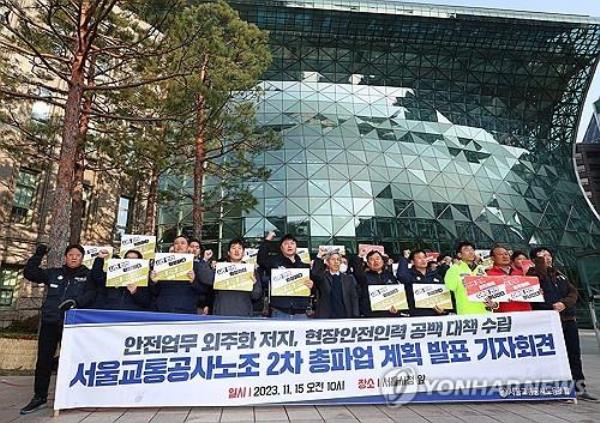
[90,249,152,311]
[444,241,496,315]
[351,247,403,317]
[396,249,450,316]
[150,235,213,314]
[485,246,532,312]
[202,238,262,317]
[258,231,314,319]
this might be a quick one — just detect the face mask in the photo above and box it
[339,263,348,273]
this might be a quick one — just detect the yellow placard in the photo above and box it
[243,248,258,265]
[297,248,311,264]
[214,262,255,292]
[271,268,310,297]
[413,284,453,309]
[119,235,156,260]
[153,253,194,281]
[83,246,113,272]
[368,284,408,311]
[318,245,346,256]
[106,259,149,287]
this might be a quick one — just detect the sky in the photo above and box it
[396,0,600,142]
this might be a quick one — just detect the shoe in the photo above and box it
[20,396,47,414]
[577,391,599,402]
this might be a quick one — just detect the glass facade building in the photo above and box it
[159,0,600,268]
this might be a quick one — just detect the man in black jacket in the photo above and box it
[90,249,152,311]
[312,251,359,318]
[20,244,95,415]
[149,235,213,314]
[528,247,598,402]
[257,231,314,319]
[350,248,402,318]
[199,238,262,317]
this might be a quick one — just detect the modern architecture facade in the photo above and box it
[577,99,600,215]
[157,0,600,269]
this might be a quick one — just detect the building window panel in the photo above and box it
[10,169,40,225]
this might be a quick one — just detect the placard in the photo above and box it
[120,235,156,260]
[425,252,439,262]
[214,262,255,292]
[243,248,259,265]
[106,259,150,287]
[153,253,194,281]
[271,268,310,297]
[318,245,347,257]
[368,284,408,311]
[83,246,113,271]
[297,248,311,264]
[413,284,453,309]
[463,275,508,302]
[358,244,384,255]
[504,276,544,303]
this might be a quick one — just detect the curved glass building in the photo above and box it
[159,0,600,267]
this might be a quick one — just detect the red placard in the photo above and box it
[358,244,385,255]
[504,276,544,302]
[463,275,508,302]
[426,252,439,262]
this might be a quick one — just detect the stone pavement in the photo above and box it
[1,331,599,423]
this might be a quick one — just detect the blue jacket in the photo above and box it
[90,257,152,311]
[150,260,213,314]
[395,257,445,316]
[24,253,94,323]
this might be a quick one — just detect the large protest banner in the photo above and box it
[54,310,574,411]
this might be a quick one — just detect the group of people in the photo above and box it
[19,232,597,414]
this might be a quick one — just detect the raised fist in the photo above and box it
[35,244,49,257]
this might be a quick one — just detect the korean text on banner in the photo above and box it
[54,310,574,410]
[214,262,255,292]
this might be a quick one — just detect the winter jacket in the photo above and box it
[90,257,152,311]
[24,253,94,323]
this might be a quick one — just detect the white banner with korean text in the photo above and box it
[54,310,574,410]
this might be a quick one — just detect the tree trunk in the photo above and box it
[144,165,159,235]
[47,2,92,267]
[192,60,209,241]
[193,100,205,241]
[69,150,85,245]
[69,54,96,245]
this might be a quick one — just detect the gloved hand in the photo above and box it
[35,244,49,256]
[58,299,77,311]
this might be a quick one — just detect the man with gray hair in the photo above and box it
[312,250,359,318]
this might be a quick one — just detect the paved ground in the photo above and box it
[1,331,600,423]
